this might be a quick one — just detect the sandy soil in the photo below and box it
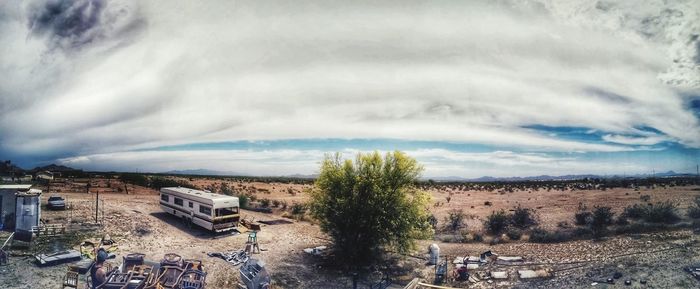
[1,179,700,289]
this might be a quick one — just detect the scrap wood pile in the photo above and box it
[95,252,207,289]
[207,250,250,266]
[446,250,553,284]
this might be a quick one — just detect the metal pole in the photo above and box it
[95,190,99,223]
[352,272,358,289]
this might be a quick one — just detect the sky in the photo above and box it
[1,0,699,178]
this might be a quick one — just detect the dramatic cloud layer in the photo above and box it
[1,0,699,177]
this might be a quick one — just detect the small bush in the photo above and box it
[689,196,700,219]
[272,200,281,208]
[428,214,438,230]
[238,194,250,209]
[590,206,614,238]
[591,206,614,228]
[614,222,666,235]
[511,206,537,228]
[689,207,700,219]
[571,227,593,239]
[291,202,306,216]
[643,201,679,224]
[260,198,271,208]
[472,232,483,242]
[640,195,651,202]
[616,216,629,225]
[574,211,591,226]
[506,228,522,240]
[557,221,571,229]
[622,204,646,219]
[445,209,465,231]
[529,227,570,243]
[484,201,493,206]
[484,210,509,234]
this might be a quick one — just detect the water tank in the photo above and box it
[428,243,440,265]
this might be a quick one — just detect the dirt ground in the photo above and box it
[1,178,700,288]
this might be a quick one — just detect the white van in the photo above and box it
[159,187,240,232]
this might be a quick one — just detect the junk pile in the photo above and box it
[238,258,270,289]
[303,245,327,256]
[447,249,553,284]
[95,252,207,289]
[80,235,119,259]
[686,264,700,281]
[209,231,264,267]
[207,250,250,266]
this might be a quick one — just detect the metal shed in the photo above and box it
[0,185,42,231]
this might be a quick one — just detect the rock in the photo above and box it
[491,271,508,279]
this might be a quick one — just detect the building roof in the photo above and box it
[162,187,233,200]
[17,188,42,196]
[0,184,32,190]
[160,187,239,208]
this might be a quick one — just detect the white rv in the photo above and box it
[159,187,240,232]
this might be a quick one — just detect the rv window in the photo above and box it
[161,194,169,202]
[215,207,239,217]
[199,206,212,215]
[174,198,184,206]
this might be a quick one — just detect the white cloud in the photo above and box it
[57,148,656,178]
[602,134,670,146]
[1,0,699,170]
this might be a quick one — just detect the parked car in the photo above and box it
[47,195,66,210]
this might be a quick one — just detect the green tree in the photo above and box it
[310,151,432,265]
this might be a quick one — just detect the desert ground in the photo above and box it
[1,177,700,288]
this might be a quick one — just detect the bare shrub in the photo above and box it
[484,210,509,234]
[445,209,465,231]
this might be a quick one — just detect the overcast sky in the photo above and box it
[1,0,699,178]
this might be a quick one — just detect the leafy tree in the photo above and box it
[309,151,432,265]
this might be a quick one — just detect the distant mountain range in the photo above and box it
[1,161,81,175]
[2,159,696,182]
[160,168,696,182]
[428,170,697,182]
[32,164,79,172]
[161,169,319,179]
[162,169,248,176]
